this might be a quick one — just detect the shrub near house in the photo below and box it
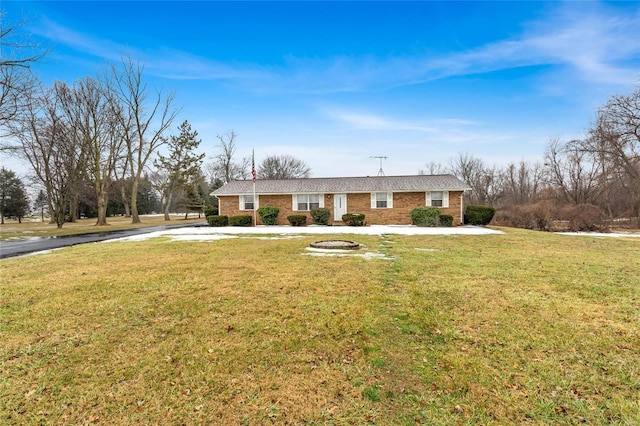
[311,207,331,225]
[207,215,228,227]
[257,206,280,225]
[287,215,307,226]
[465,205,496,226]
[411,206,441,227]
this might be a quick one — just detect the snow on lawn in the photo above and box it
[106,225,504,243]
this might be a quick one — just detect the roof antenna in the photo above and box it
[370,156,388,176]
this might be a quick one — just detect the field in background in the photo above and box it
[1,228,638,424]
[0,215,205,241]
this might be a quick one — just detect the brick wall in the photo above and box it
[216,190,465,226]
[344,191,463,225]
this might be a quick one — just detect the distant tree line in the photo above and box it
[424,87,640,230]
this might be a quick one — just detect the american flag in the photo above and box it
[251,150,256,183]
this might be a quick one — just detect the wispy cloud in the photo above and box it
[439,3,640,85]
[34,17,262,82]
[322,107,514,155]
[34,2,640,93]
[324,109,438,132]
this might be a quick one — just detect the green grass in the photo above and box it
[1,228,638,424]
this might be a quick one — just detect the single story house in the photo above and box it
[211,174,470,225]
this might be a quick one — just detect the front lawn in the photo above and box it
[1,228,638,424]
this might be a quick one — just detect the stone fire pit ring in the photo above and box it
[309,240,361,250]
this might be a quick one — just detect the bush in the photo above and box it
[493,202,556,231]
[410,206,441,227]
[204,206,219,217]
[342,213,365,226]
[493,202,609,232]
[229,215,252,227]
[206,215,228,227]
[439,214,454,227]
[311,207,331,225]
[565,204,609,232]
[257,206,280,225]
[465,205,496,226]
[287,215,307,226]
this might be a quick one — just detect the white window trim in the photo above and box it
[426,191,449,208]
[292,194,324,211]
[239,194,258,210]
[370,192,393,209]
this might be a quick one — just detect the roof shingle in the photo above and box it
[211,174,470,195]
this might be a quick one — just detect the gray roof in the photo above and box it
[211,174,470,196]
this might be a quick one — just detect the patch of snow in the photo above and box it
[103,225,503,243]
[168,234,238,242]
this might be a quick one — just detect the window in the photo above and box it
[240,195,255,210]
[370,192,393,209]
[294,194,322,211]
[430,191,443,207]
[427,191,449,208]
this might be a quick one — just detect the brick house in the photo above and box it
[211,174,470,225]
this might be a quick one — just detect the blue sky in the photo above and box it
[3,0,640,177]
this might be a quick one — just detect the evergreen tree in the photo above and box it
[0,167,29,223]
[154,120,205,220]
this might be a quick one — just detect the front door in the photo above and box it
[334,194,347,221]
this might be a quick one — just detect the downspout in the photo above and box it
[460,192,464,225]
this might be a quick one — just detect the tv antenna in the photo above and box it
[370,156,388,176]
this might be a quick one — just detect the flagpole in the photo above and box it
[252,149,257,227]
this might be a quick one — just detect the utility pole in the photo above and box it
[370,156,388,176]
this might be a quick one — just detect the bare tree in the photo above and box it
[0,12,45,138]
[543,138,604,205]
[108,56,178,223]
[448,153,501,205]
[500,160,543,206]
[58,76,125,226]
[11,83,80,228]
[587,88,640,219]
[206,131,250,183]
[419,161,446,175]
[257,154,311,179]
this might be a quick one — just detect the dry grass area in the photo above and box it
[0,215,205,241]
[1,228,639,424]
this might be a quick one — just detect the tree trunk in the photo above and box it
[68,193,78,223]
[130,176,141,224]
[163,188,172,221]
[54,207,65,229]
[120,185,130,217]
[48,200,56,224]
[95,188,109,226]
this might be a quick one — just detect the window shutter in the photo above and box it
[426,192,432,206]
[292,194,298,211]
[387,192,393,208]
[319,194,325,208]
[370,193,377,209]
[443,191,449,208]
[239,195,244,210]
[254,195,259,210]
